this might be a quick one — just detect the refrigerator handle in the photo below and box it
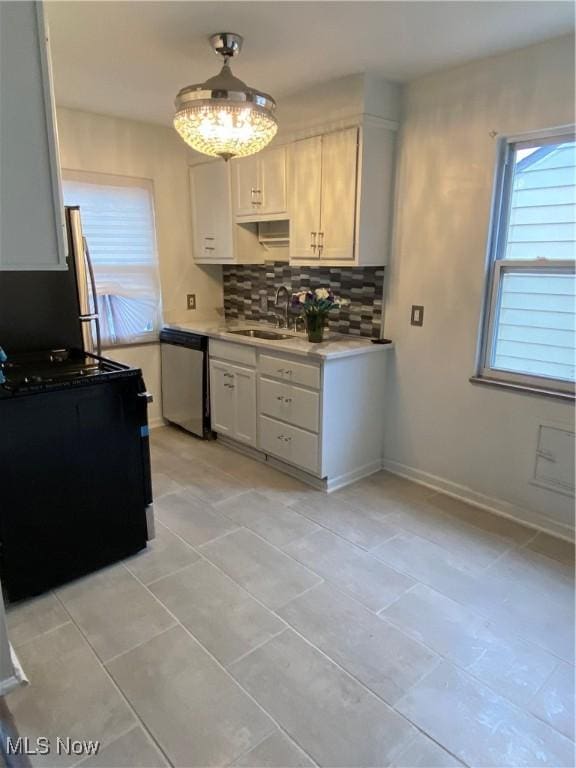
[83,237,102,356]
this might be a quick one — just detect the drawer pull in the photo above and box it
[275,395,292,403]
[224,372,233,379]
[284,397,292,403]
[277,368,285,374]
[277,434,284,440]
[276,395,284,401]
[283,436,292,442]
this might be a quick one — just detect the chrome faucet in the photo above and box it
[274,285,291,328]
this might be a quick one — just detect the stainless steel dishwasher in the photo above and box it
[160,329,212,438]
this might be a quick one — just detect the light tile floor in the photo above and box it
[3,426,575,768]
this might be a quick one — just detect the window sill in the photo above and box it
[470,375,575,402]
[102,337,160,351]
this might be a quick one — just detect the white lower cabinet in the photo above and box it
[209,340,386,490]
[259,378,319,432]
[260,416,319,474]
[209,359,257,447]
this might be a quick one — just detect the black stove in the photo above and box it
[0,346,153,602]
[1,348,136,394]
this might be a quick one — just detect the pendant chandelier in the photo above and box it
[174,33,278,161]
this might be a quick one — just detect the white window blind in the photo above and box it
[479,130,576,394]
[62,171,162,346]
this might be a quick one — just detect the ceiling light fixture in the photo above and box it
[173,33,278,161]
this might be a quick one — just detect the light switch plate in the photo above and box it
[411,305,424,326]
[187,294,196,310]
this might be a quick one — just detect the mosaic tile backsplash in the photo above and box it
[223,263,384,338]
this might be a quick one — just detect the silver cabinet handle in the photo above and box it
[283,436,292,442]
[284,397,292,403]
[310,231,317,252]
[277,368,285,374]
[251,188,262,205]
[285,369,293,376]
[223,372,233,379]
[277,434,284,440]
[317,231,324,256]
[276,395,284,401]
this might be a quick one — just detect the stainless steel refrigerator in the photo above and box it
[0,206,101,354]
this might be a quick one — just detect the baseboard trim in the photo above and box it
[149,417,167,430]
[382,458,575,543]
[325,460,383,493]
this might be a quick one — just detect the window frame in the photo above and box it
[475,125,576,398]
[62,169,163,348]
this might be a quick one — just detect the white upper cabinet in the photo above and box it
[232,145,287,221]
[289,122,396,266]
[0,1,67,271]
[233,155,260,217]
[189,161,234,262]
[289,136,322,260]
[319,127,358,262]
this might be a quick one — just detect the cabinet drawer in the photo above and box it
[259,416,319,475]
[210,339,256,367]
[259,378,319,432]
[259,355,320,389]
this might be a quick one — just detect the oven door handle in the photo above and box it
[138,391,154,403]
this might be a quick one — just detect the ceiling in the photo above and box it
[45,1,574,127]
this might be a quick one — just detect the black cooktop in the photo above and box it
[0,348,137,395]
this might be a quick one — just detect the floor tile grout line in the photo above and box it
[198,524,330,585]
[369,548,574,667]
[153,450,575,693]
[223,627,290,670]
[5,616,73,651]
[126,531,435,764]
[50,590,175,768]
[151,431,576,739]
[124,569,320,768]
[151,432,566,748]
[378,604,576,741]
[163,502,570,705]
[70,723,150,768]
[101,616,179,667]
[155,429,569,555]
[138,556,205,589]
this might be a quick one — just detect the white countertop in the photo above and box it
[164,320,393,360]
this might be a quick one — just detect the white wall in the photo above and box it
[383,34,575,539]
[56,108,224,423]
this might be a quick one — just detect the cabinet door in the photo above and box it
[209,361,235,435]
[0,2,67,270]
[260,146,287,216]
[232,155,260,216]
[289,136,322,260]
[232,366,257,446]
[190,162,233,261]
[319,128,358,262]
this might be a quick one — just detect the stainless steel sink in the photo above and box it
[227,329,294,340]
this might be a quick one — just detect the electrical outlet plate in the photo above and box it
[187,294,196,310]
[411,305,424,326]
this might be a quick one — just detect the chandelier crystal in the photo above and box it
[174,33,278,161]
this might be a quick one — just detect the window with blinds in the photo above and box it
[479,130,575,394]
[62,171,162,347]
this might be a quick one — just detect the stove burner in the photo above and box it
[0,348,133,394]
